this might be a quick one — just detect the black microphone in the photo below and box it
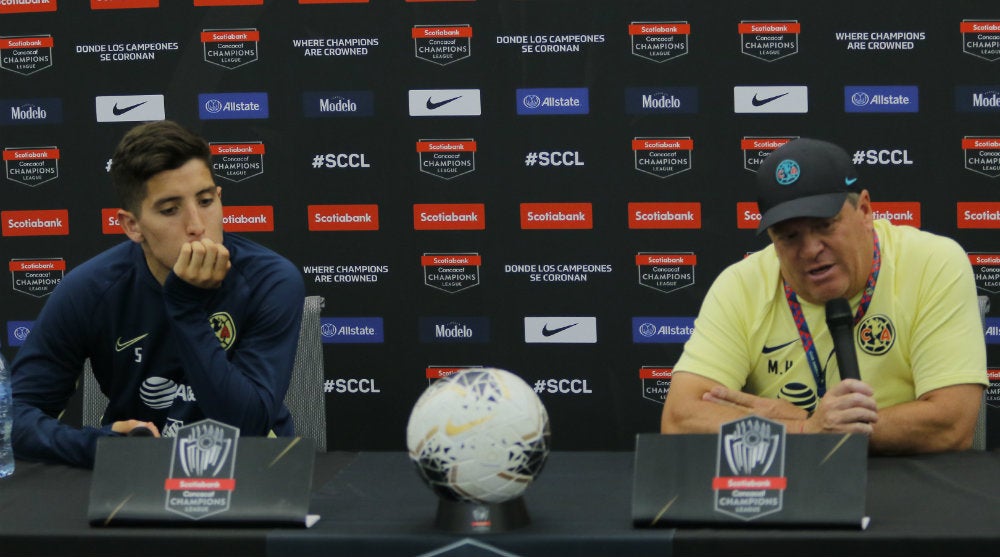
[825,297,862,381]
[127,425,154,437]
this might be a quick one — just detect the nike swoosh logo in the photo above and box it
[445,416,492,436]
[542,323,578,337]
[751,92,789,106]
[112,100,148,116]
[425,95,462,110]
[115,333,149,352]
[845,177,858,186]
[762,339,798,354]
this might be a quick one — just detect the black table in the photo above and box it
[2,450,998,557]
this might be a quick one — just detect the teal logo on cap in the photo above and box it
[775,159,800,185]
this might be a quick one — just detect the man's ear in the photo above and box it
[118,209,143,243]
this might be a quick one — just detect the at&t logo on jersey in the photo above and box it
[516,88,589,115]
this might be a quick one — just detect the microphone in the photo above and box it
[127,425,154,437]
[824,297,862,381]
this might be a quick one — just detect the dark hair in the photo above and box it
[110,120,211,214]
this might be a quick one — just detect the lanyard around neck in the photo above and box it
[782,231,881,397]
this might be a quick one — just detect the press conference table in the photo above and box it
[1,449,998,557]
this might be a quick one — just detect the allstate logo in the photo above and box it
[321,322,337,338]
[204,99,223,113]
[522,94,542,109]
[851,92,870,107]
[638,322,658,337]
[774,159,800,185]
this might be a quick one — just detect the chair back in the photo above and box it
[973,295,990,450]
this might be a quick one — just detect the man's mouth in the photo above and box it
[807,264,834,278]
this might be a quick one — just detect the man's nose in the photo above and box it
[184,205,205,238]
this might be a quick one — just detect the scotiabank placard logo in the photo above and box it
[872,201,920,227]
[738,201,761,229]
[309,204,379,231]
[520,202,592,230]
[91,0,158,9]
[222,205,273,232]
[414,203,485,230]
[3,209,68,236]
[196,0,263,6]
[628,202,701,229]
[0,0,57,13]
[958,202,1000,228]
[102,208,123,234]
[425,365,482,385]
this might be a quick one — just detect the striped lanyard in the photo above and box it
[782,231,881,397]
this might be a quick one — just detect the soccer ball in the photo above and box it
[406,367,551,504]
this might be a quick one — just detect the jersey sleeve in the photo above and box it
[908,236,988,397]
[161,254,305,436]
[11,274,110,468]
[673,264,756,390]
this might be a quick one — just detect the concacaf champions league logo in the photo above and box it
[164,420,239,520]
[713,416,787,521]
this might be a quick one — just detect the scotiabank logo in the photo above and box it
[91,0,158,9]
[958,202,1000,228]
[628,202,701,229]
[872,201,920,227]
[223,206,273,232]
[309,204,379,231]
[738,201,761,229]
[414,203,485,230]
[520,202,593,229]
[3,209,68,236]
[102,208,123,234]
[0,0,57,13]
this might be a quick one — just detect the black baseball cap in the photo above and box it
[755,138,860,234]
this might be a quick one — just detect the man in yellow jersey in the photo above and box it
[660,138,987,454]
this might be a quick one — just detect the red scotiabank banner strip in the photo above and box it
[0,0,56,13]
[712,476,788,490]
[738,22,801,34]
[421,255,482,266]
[9,259,66,272]
[628,23,690,36]
[164,478,236,491]
[635,254,696,266]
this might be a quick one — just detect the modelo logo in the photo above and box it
[955,86,1000,112]
[625,87,698,114]
[303,91,374,117]
[418,317,489,343]
[1,98,62,125]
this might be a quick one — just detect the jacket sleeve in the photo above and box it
[161,257,304,436]
[11,279,114,469]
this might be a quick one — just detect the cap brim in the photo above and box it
[756,192,849,235]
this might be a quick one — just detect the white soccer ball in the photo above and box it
[406,367,551,504]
